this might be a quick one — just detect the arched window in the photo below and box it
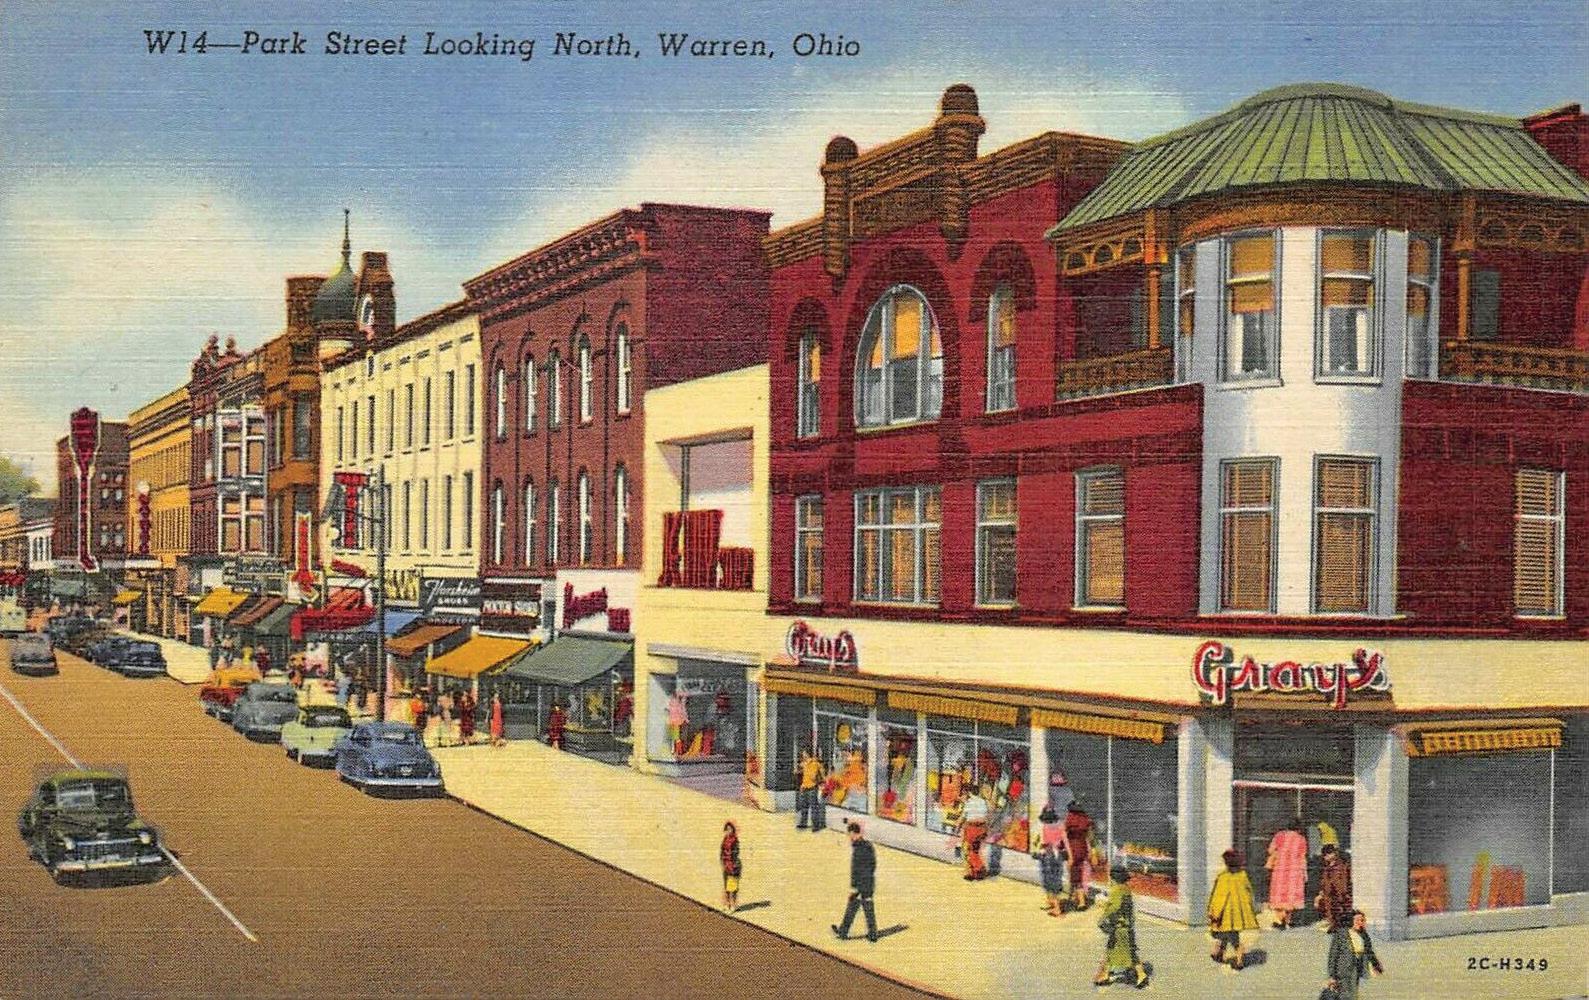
[797,329,820,437]
[577,471,592,564]
[986,283,1016,412]
[546,480,560,564]
[614,464,629,565]
[522,480,536,564]
[490,481,505,563]
[493,364,507,440]
[548,349,562,427]
[615,323,632,413]
[578,335,593,422]
[855,285,942,428]
[523,355,537,432]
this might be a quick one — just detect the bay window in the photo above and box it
[855,285,942,428]
[1223,233,1277,381]
[1318,231,1378,377]
[1313,457,1378,613]
[854,485,940,605]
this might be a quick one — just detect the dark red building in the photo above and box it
[53,409,129,575]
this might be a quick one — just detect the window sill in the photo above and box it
[1216,377,1283,391]
[853,418,939,435]
[851,599,941,610]
[1314,374,1383,387]
[1514,614,1567,623]
[1070,605,1126,614]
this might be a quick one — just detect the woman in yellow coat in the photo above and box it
[1207,848,1259,970]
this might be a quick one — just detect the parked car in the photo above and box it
[280,705,353,765]
[229,682,301,741]
[334,721,444,795]
[16,770,165,882]
[86,636,136,668]
[199,664,263,721]
[9,633,58,676]
[106,640,166,678]
[46,615,100,650]
[58,620,112,658]
[0,601,26,636]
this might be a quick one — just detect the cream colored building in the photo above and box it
[319,301,483,606]
[124,385,190,636]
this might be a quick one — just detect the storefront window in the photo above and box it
[816,703,869,812]
[926,717,1030,850]
[1554,718,1589,894]
[1048,727,1179,902]
[874,708,917,826]
[1409,750,1552,913]
[656,667,745,761]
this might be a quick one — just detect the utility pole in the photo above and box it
[373,465,388,722]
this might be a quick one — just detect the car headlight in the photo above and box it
[61,835,76,850]
[137,831,153,845]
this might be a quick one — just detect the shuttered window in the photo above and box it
[977,479,1017,605]
[1515,469,1564,617]
[1224,234,1277,380]
[1220,460,1276,611]
[1313,458,1378,613]
[1076,468,1124,607]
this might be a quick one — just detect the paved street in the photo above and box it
[0,638,929,1000]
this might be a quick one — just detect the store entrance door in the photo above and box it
[1234,780,1353,926]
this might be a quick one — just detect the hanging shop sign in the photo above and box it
[480,580,540,633]
[222,555,287,595]
[785,620,859,673]
[136,483,152,556]
[1192,640,1390,710]
[69,407,99,572]
[383,567,421,606]
[421,576,482,616]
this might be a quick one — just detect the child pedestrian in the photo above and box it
[1208,848,1260,971]
[719,820,742,912]
[1093,865,1150,988]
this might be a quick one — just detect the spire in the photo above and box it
[341,208,351,266]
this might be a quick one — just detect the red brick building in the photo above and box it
[53,409,129,578]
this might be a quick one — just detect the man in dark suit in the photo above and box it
[1326,909,1384,999]
[832,821,878,942]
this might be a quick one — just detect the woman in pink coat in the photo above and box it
[1265,821,1309,928]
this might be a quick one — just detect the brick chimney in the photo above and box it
[934,84,985,245]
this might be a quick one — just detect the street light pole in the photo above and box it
[373,466,388,723]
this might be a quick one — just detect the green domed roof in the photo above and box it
[311,210,357,325]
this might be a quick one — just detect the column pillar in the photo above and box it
[1181,714,1234,925]
[1353,724,1410,939]
[1029,721,1049,834]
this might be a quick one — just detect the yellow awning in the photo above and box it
[193,587,248,617]
[889,690,1018,726]
[111,590,142,606]
[1031,706,1167,744]
[1398,717,1565,757]
[426,636,531,680]
[763,675,876,706]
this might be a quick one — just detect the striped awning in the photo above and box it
[763,675,876,707]
[1031,706,1167,744]
[888,690,1018,726]
[1398,717,1565,757]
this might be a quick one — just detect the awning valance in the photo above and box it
[1031,706,1168,744]
[388,624,463,658]
[111,590,142,606]
[291,605,374,641]
[193,587,248,618]
[1398,717,1565,757]
[764,674,876,707]
[889,690,1018,727]
[427,636,531,680]
[504,636,631,687]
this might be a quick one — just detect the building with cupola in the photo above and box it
[738,83,1588,939]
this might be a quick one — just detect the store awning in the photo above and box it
[291,605,374,641]
[253,602,297,637]
[231,596,284,628]
[1030,706,1168,744]
[763,674,877,707]
[193,586,249,618]
[111,590,142,607]
[427,635,532,680]
[339,609,423,638]
[889,690,1018,727]
[226,594,269,624]
[388,623,463,658]
[327,587,366,611]
[504,636,632,687]
[1398,717,1565,757]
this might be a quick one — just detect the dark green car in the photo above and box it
[17,770,165,882]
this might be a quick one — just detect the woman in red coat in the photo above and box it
[457,690,476,744]
[547,702,566,749]
[489,692,505,746]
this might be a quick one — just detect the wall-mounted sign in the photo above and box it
[382,567,421,605]
[69,407,99,571]
[421,576,483,616]
[1192,640,1390,710]
[785,620,859,673]
[562,584,608,629]
[136,483,152,556]
[480,579,540,633]
[223,556,287,595]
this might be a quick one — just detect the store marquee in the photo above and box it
[1193,640,1390,710]
[764,675,875,706]
[1398,717,1565,757]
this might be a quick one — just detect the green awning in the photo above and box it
[504,636,632,687]
[252,603,298,637]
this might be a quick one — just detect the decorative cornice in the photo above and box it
[464,208,661,323]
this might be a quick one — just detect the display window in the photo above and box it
[1554,718,1589,894]
[925,717,1030,850]
[1048,727,1180,902]
[660,671,745,760]
[874,708,917,825]
[817,703,869,811]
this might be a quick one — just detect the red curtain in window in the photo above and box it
[658,511,684,587]
[681,509,724,588]
[718,547,754,591]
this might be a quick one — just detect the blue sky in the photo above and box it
[1,0,1585,484]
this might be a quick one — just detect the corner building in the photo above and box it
[760,84,1589,938]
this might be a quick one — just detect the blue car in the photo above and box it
[108,640,166,678]
[333,721,444,795]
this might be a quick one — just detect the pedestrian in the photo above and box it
[546,701,566,749]
[1047,768,1074,817]
[1316,844,1354,931]
[960,784,991,881]
[831,821,878,943]
[336,671,350,708]
[1036,805,1067,916]
[437,691,454,747]
[410,690,428,742]
[1324,909,1384,1000]
[241,643,254,669]
[255,648,271,676]
[207,636,221,671]
[1265,820,1309,929]
[219,634,235,669]
[1093,865,1150,989]
[490,691,505,747]
[458,690,476,744]
[719,820,742,913]
[1207,848,1259,971]
[795,748,824,831]
[1064,801,1095,910]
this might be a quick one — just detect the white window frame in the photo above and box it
[491,482,504,564]
[494,364,507,440]
[547,481,560,565]
[524,356,537,432]
[577,471,592,565]
[614,465,629,566]
[1315,229,1382,381]
[794,494,823,602]
[797,329,820,438]
[976,478,1018,606]
[1074,467,1125,610]
[1310,455,1380,615]
[853,285,943,429]
[1404,234,1441,380]
[548,350,562,427]
[985,284,1016,413]
[1218,457,1279,613]
[853,485,941,606]
[615,325,632,414]
[1515,468,1566,618]
[1221,231,1280,384]
[523,480,536,564]
[578,336,593,423]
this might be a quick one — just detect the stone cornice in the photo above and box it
[464,208,660,323]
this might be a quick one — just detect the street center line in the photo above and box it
[0,676,260,944]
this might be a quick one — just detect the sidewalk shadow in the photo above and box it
[1240,948,1269,969]
[733,900,772,913]
[874,924,908,940]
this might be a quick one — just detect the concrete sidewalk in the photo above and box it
[117,630,212,684]
[431,739,1586,1000]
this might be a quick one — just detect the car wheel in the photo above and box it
[286,747,299,761]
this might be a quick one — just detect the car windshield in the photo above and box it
[55,780,130,810]
[376,730,418,745]
[128,643,158,654]
[305,712,348,728]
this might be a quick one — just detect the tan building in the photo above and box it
[125,385,191,636]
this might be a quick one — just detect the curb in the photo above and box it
[443,787,956,1000]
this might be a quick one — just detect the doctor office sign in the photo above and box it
[1192,640,1391,710]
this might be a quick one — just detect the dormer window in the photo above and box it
[855,285,942,428]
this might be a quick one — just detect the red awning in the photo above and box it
[290,605,374,641]
[327,587,365,611]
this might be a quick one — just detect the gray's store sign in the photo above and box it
[422,576,483,617]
